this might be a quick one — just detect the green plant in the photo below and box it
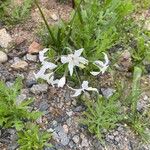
[36,0,133,59]
[81,92,123,142]
[0,0,33,25]
[18,123,52,150]
[125,67,150,142]
[0,78,42,131]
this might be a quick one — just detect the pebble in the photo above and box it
[30,84,48,94]
[11,60,28,70]
[26,71,37,88]
[26,54,37,62]
[50,13,58,21]
[0,28,12,48]
[0,51,8,63]
[16,93,27,105]
[101,88,116,99]
[63,124,69,134]
[28,41,42,54]
[81,138,89,147]
[72,135,80,143]
[55,125,70,146]
[144,20,150,31]
[39,101,49,112]
[66,111,73,117]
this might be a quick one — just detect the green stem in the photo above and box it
[65,0,84,43]
[75,67,81,84]
[34,0,56,44]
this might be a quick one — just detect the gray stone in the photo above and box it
[81,138,89,147]
[74,106,83,112]
[101,88,116,99]
[11,60,28,70]
[0,28,12,48]
[55,125,70,146]
[39,101,49,112]
[69,141,75,148]
[26,71,37,88]
[16,93,27,105]
[0,51,8,63]
[72,135,80,143]
[66,111,73,117]
[26,54,37,62]
[30,84,48,94]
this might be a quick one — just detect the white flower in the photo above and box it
[39,48,49,62]
[61,48,88,76]
[70,81,98,97]
[57,76,66,88]
[90,52,109,76]
[34,60,58,86]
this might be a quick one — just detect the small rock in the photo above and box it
[26,71,37,88]
[74,106,84,112]
[72,135,80,143]
[11,60,28,70]
[30,84,48,94]
[0,28,12,48]
[118,50,132,71]
[39,101,49,112]
[66,118,72,126]
[66,111,73,117]
[16,93,27,105]
[50,13,58,21]
[26,54,37,62]
[69,141,75,148]
[28,41,42,54]
[55,125,70,146]
[0,51,8,63]
[81,138,89,147]
[144,20,150,31]
[115,136,120,142]
[101,88,116,99]
[63,124,69,134]
[106,134,114,141]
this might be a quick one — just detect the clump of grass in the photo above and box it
[36,0,134,60]
[81,92,124,143]
[0,78,41,131]
[18,123,52,150]
[124,67,150,142]
[0,0,33,25]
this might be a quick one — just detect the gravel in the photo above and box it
[0,51,8,63]
[30,84,48,94]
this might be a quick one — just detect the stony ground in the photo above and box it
[0,0,150,150]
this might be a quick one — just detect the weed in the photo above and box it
[0,0,33,25]
[81,92,123,142]
[0,78,42,131]
[18,123,52,150]
[36,0,133,59]
[124,67,150,142]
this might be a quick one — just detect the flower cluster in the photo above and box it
[35,48,109,97]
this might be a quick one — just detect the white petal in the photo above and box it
[94,60,104,67]
[82,81,89,90]
[78,57,88,65]
[68,62,74,76]
[90,71,100,76]
[74,48,84,57]
[71,89,82,97]
[87,87,99,93]
[58,76,66,88]
[42,61,57,70]
[47,75,58,86]
[39,48,49,62]
[61,56,69,64]
[101,66,108,74]
[103,52,109,65]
